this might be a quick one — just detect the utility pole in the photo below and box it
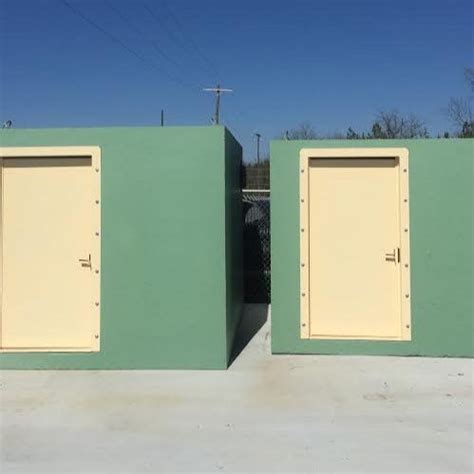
[203,84,233,125]
[255,132,263,189]
[255,132,261,164]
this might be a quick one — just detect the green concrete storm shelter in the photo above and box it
[271,138,473,357]
[0,126,243,369]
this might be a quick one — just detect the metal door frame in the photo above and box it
[299,147,411,341]
[0,146,101,352]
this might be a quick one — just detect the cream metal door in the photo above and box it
[0,147,101,352]
[299,148,411,341]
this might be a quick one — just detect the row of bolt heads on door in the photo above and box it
[94,169,100,330]
[300,166,410,329]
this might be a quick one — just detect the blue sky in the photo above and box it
[1,0,472,160]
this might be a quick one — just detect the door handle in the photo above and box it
[385,248,400,263]
[79,254,92,269]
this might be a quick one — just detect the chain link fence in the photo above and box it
[242,190,271,303]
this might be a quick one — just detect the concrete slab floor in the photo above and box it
[0,304,473,474]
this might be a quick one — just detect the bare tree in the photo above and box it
[464,67,474,91]
[371,110,429,139]
[283,122,318,140]
[446,97,473,129]
[346,111,428,139]
[285,111,429,142]
[446,67,473,138]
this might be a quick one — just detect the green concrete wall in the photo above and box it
[0,126,243,369]
[271,139,473,357]
[224,129,244,362]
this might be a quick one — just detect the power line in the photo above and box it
[61,1,149,68]
[143,3,217,79]
[142,4,193,57]
[105,1,191,86]
[160,0,219,78]
[255,132,261,164]
[61,0,196,90]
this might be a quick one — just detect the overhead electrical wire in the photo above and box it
[105,1,192,84]
[160,0,219,78]
[61,0,197,91]
[142,3,218,80]
[61,0,240,127]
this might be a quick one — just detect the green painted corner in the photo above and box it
[0,126,243,369]
[270,138,474,357]
[224,129,244,362]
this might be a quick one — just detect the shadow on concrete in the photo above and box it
[229,304,269,367]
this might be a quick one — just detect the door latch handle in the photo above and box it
[385,248,400,263]
[79,254,92,269]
